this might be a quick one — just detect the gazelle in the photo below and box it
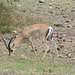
[1,24,59,58]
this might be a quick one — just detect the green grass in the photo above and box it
[0,26,13,33]
[0,54,75,75]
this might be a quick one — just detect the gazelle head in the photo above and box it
[1,35,14,56]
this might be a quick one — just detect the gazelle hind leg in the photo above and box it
[49,38,59,56]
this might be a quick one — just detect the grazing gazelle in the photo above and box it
[1,24,59,58]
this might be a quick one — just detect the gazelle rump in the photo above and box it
[2,24,59,58]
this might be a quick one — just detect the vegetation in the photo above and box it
[0,0,75,33]
[0,0,75,74]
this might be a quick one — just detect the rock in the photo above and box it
[21,55,25,58]
[71,19,73,21]
[47,49,50,53]
[14,0,19,2]
[57,39,61,43]
[51,72,56,75]
[68,53,72,58]
[58,55,63,58]
[63,15,67,18]
[57,48,60,51]
[49,69,54,73]
[73,46,75,47]
[63,39,66,42]
[10,70,15,74]
[71,9,75,12]
[35,48,37,51]
[59,36,62,39]
[49,6,52,9]
[56,35,59,38]
[65,2,70,5]
[67,39,72,43]
[72,58,75,60]
[22,10,26,13]
[55,6,60,9]
[39,0,44,3]
[43,69,47,72]
[49,11,53,14]
[65,20,70,23]
[59,44,64,48]
[67,25,72,28]
[54,24,64,27]
[63,34,66,36]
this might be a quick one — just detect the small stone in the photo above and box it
[65,20,69,23]
[71,19,73,21]
[59,44,64,48]
[58,55,63,58]
[51,72,56,75]
[54,24,64,27]
[47,50,50,53]
[35,48,37,51]
[71,9,75,12]
[59,36,62,39]
[67,67,69,70]
[57,48,60,51]
[22,10,26,13]
[72,58,75,60]
[43,69,47,72]
[63,39,66,42]
[63,15,67,18]
[67,39,72,42]
[39,0,44,3]
[49,6,52,9]
[49,69,54,73]
[49,11,53,14]
[14,0,19,2]
[67,25,72,28]
[68,53,72,58]
[21,55,25,58]
[63,34,66,36]
[10,70,15,74]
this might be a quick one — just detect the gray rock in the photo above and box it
[39,0,44,3]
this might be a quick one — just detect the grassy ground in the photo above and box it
[0,44,75,75]
[0,0,75,75]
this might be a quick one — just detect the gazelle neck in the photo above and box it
[11,34,24,48]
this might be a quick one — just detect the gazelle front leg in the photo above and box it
[28,37,37,56]
[26,41,29,55]
[41,39,49,59]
